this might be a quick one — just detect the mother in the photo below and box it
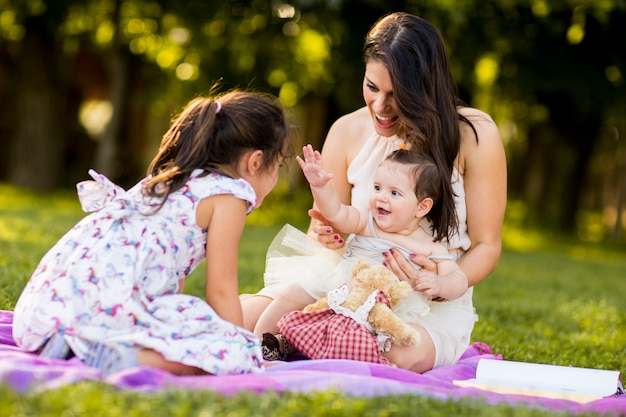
[243,12,506,373]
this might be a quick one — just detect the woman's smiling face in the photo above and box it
[362,60,400,137]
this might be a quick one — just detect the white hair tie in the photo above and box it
[215,101,222,114]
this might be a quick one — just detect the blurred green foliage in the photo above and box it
[1,0,625,241]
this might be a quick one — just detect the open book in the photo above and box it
[454,359,623,404]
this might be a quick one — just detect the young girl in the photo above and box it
[12,89,293,376]
[258,145,472,362]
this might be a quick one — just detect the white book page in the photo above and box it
[454,359,622,402]
[473,359,620,396]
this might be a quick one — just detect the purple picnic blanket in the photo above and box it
[1,310,623,415]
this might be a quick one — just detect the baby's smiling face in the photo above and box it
[368,161,422,235]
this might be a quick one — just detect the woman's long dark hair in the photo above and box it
[364,12,477,241]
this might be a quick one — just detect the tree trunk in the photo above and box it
[10,17,65,190]
[93,0,130,179]
[522,123,551,220]
[93,45,130,178]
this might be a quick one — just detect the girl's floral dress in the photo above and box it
[12,169,264,375]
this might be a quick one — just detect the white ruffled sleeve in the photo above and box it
[76,169,127,212]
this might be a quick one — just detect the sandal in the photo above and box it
[39,333,74,360]
[261,333,291,361]
[83,341,138,376]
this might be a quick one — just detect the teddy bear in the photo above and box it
[303,259,420,346]
[272,259,421,365]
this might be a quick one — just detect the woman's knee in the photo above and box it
[385,327,436,373]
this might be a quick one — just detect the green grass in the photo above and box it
[1,183,625,416]
[0,383,583,417]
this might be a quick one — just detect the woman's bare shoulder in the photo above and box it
[458,106,499,137]
[457,106,504,173]
[327,107,373,142]
[321,107,374,164]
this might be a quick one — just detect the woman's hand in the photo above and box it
[383,248,437,283]
[307,209,345,249]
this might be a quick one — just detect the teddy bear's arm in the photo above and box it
[369,304,420,345]
[303,297,330,312]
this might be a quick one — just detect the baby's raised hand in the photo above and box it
[296,144,333,187]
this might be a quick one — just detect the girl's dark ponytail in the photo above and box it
[143,91,292,211]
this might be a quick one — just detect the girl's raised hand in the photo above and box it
[296,145,334,188]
